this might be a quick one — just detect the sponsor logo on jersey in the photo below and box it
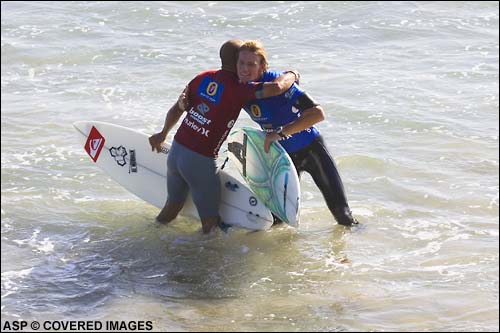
[197,103,210,114]
[189,105,212,126]
[207,82,218,96]
[250,104,261,118]
[198,77,224,104]
[183,117,210,137]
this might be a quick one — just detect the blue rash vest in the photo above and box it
[243,70,320,153]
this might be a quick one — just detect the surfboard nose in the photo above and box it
[73,121,92,134]
[73,121,85,130]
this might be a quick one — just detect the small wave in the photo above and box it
[1,268,33,298]
[12,229,55,254]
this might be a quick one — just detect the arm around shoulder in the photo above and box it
[258,71,298,98]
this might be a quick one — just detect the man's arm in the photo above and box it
[257,70,300,99]
[263,105,325,153]
[281,105,325,136]
[149,88,187,153]
[263,91,324,153]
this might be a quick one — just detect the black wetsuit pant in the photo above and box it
[288,135,358,226]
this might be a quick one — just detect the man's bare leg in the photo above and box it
[200,216,220,234]
[156,201,184,224]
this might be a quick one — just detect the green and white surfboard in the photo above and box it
[227,127,300,227]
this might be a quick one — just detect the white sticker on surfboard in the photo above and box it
[74,121,274,231]
[227,127,300,227]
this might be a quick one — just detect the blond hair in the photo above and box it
[239,40,268,70]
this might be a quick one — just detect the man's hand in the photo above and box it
[264,132,280,153]
[149,132,167,153]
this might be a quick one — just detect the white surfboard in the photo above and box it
[73,121,273,231]
[227,127,300,227]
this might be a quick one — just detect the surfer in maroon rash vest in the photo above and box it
[149,40,298,233]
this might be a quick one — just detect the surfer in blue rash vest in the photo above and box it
[237,40,359,226]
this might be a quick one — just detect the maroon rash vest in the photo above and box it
[174,70,261,157]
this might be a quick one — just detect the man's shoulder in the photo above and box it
[194,69,241,84]
[190,70,219,89]
[262,70,282,82]
[194,69,218,80]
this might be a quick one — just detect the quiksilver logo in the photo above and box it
[90,139,102,158]
[84,126,106,162]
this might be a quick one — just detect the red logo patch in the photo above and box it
[84,126,105,162]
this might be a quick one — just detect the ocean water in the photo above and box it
[1,1,498,331]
